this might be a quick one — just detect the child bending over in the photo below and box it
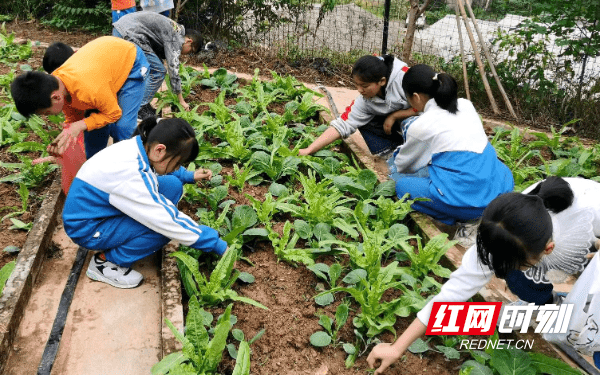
[113,11,205,119]
[11,36,149,159]
[63,117,227,288]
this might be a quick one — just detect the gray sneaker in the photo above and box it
[86,253,143,289]
[453,220,480,248]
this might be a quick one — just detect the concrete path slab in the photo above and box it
[4,224,162,375]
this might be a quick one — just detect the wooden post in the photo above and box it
[464,0,517,119]
[455,7,470,100]
[456,0,499,114]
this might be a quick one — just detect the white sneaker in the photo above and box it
[453,220,480,248]
[86,253,143,289]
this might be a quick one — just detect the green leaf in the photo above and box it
[318,314,333,333]
[334,303,349,331]
[232,341,251,375]
[241,228,269,238]
[232,328,245,341]
[314,292,334,306]
[268,182,288,196]
[343,343,356,355]
[237,272,255,283]
[461,361,494,375]
[529,352,582,374]
[373,180,396,197]
[294,219,312,239]
[204,304,233,371]
[309,331,332,347]
[491,348,534,375]
[313,223,331,241]
[342,269,367,284]
[3,245,19,254]
[0,260,16,295]
[150,352,188,375]
[249,328,265,344]
[408,338,430,354]
[307,263,329,281]
[436,345,460,360]
[227,342,238,359]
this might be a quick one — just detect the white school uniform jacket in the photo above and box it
[393,98,514,208]
[62,136,227,255]
[331,58,410,138]
[416,177,600,325]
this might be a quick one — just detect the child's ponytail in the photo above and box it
[526,176,574,213]
[476,192,553,279]
[352,54,395,85]
[134,116,159,143]
[402,64,458,114]
[134,117,199,164]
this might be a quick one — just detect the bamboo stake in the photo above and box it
[464,0,517,119]
[456,0,499,114]
[455,7,470,100]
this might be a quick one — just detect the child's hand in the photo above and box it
[194,168,213,181]
[383,115,396,135]
[50,120,86,155]
[367,343,403,375]
[298,148,311,156]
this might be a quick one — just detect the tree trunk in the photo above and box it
[401,0,433,62]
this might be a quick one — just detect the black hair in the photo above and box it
[10,71,59,118]
[185,29,204,54]
[351,54,395,85]
[135,117,199,165]
[43,42,74,73]
[476,177,574,279]
[525,176,574,213]
[402,64,458,114]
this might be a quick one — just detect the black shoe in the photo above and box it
[138,103,156,121]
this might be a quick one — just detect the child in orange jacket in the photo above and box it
[11,36,149,159]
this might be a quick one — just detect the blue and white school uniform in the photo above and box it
[63,136,227,267]
[416,177,600,324]
[389,98,514,225]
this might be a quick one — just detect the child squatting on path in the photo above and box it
[388,64,514,247]
[10,36,149,160]
[112,11,205,120]
[62,117,228,289]
[298,54,418,157]
[367,176,600,374]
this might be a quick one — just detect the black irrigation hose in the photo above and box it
[37,246,88,375]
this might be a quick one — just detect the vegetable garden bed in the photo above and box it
[0,25,596,374]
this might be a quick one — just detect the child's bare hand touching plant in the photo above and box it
[194,168,213,182]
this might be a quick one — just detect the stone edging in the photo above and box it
[0,176,64,374]
[161,241,184,357]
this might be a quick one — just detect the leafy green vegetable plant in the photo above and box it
[201,68,239,95]
[171,245,267,310]
[152,302,250,375]
[307,262,343,306]
[309,303,350,347]
[408,337,461,361]
[400,233,456,287]
[225,163,262,192]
